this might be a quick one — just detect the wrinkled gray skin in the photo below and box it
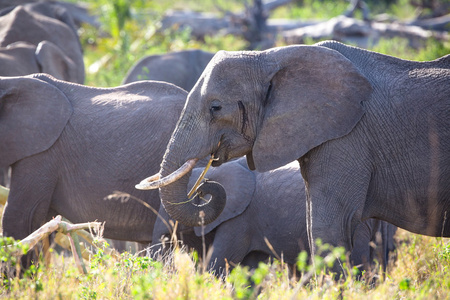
[0,74,188,267]
[123,49,214,91]
[0,2,85,83]
[0,40,82,187]
[152,158,397,276]
[0,2,87,186]
[150,41,450,271]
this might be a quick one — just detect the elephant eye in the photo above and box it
[211,105,222,111]
[210,100,222,113]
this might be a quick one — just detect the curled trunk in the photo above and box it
[156,109,227,226]
[159,169,226,227]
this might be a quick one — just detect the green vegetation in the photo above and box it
[74,0,449,86]
[271,0,349,20]
[0,230,449,299]
[1,0,449,298]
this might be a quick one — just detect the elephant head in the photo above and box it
[136,43,372,227]
[151,158,256,251]
[0,75,72,169]
[189,159,256,236]
[0,3,85,83]
[0,41,80,82]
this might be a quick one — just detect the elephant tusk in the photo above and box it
[144,173,161,182]
[187,155,215,198]
[135,158,199,190]
[187,141,220,198]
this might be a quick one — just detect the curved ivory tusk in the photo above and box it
[135,158,199,190]
[144,173,161,182]
[188,155,215,198]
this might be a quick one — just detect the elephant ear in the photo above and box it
[250,45,372,172]
[193,159,256,236]
[0,75,72,168]
[35,41,78,83]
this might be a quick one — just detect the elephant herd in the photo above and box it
[1,1,449,280]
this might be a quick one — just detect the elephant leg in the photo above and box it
[241,251,270,269]
[207,223,252,277]
[299,144,372,276]
[350,220,377,277]
[2,160,57,268]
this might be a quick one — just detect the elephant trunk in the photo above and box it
[158,157,226,227]
[138,114,226,227]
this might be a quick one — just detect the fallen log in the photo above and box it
[408,13,450,31]
[1,185,119,273]
[9,215,103,274]
[283,15,449,49]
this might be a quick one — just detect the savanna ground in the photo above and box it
[1,0,450,298]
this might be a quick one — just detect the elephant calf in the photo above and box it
[151,158,397,277]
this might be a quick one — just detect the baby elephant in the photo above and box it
[151,158,397,276]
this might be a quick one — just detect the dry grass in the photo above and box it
[0,229,448,299]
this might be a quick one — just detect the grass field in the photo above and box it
[1,0,449,298]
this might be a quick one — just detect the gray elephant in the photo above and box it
[123,49,214,91]
[0,40,81,87]
[136,41,450,272]
[0,40,84,188]
[0,74,187,268]
[0,41,82,186]
[0,2,85,83]
[151,158,397,276]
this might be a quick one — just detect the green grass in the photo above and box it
[76,0,449,87]
[0,230,449,299]
[271,0,349,20]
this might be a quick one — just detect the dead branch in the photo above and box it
[408,13,450,31]
[13,215,64,256]
[4,214,103,274]
[283,15,449,49]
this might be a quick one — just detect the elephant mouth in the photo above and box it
[211,148,227,167]
[211,137,228,167]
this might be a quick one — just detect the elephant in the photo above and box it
[136,40,450,272]
[0,2,85,83]
[0,41,82,89]
[0,0,99,29]
[122,49,214,91]
[151,158,397,276]
[0,73,188,268]
[0,39,86,187]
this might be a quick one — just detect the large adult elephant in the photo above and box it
[151,158,397,276]
[0,2,85,83]
[137,41,450,270]
[122,49,214,91]
[0,74,187,267]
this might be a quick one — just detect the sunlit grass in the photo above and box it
[1,231,449,299]
[271,0,349,20]
[369,37,450,61]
